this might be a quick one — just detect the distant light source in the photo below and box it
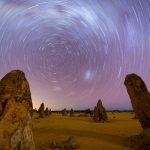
[85,70,94,80]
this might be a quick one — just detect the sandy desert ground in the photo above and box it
[33,112,142,150]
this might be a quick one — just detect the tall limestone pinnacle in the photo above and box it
[0,70,35,150]
[124,73,150,129]
[0,70,33,111]
[124,73,150,149]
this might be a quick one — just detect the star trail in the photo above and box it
[0,0,149,110]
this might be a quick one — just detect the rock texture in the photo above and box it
[0,70,35,150]
[38,103,45,118]
[93,99,108,122]
[124,73,150,149]
[124,73,150,129]
[0,70,33,111]
[51,136,79,149]
[126,129,150,150]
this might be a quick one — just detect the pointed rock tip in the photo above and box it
[124,73,143,85]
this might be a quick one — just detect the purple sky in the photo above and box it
[0,0,149,110]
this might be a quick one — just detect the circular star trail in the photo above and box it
[0,0,149,110]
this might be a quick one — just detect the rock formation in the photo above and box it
[124,73,150,129]
[62,108,67,116]
[93,99,108,122]
[50,136,79,149]
[45,107,49,116]
[70,108,74,117]
[0,70,35,150]
[38,103,45,118]
[126,129,150,149]
[124,73,150,149]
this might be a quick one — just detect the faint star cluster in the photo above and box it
[0,0,149,110]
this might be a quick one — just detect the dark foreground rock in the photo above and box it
[50,136,79,150]
[125,129,150,150]
[0,70,35,150]
[124,73,150,129]
[124,73,150,149]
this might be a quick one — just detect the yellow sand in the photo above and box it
[33,112,142,150]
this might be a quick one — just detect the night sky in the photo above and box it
[0,0,149,110]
